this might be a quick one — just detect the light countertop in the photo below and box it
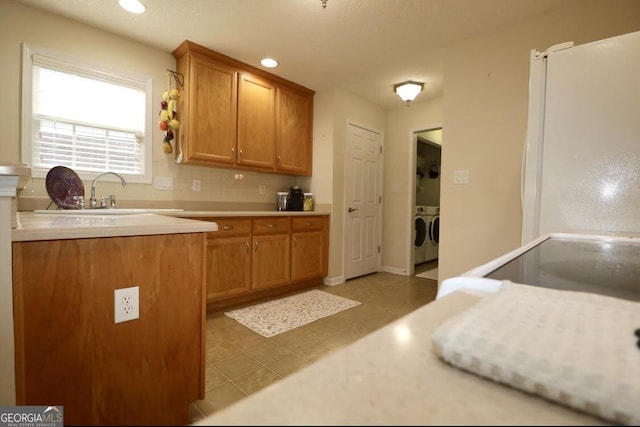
[12,212,219,242]
[165,206,331,218]
[194,291,607,426]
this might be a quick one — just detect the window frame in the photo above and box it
[21,43,153,184]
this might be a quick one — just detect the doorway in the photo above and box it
[412,127,442,277]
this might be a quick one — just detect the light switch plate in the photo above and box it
[454,169,469,184]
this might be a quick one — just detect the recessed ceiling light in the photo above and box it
[261,58,278,68]
[119,0,145,14]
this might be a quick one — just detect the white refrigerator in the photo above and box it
[521,30,640,244]
[439,31,640,301]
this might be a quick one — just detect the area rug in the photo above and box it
[416,267,438,281]
[225,290,360,337]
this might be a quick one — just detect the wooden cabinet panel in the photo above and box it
[252,234,291,290]
[276,86,313,175]
[292,216,325,232]
[207,236,251,300]
[206,218,251,238]
[252,217,291,235]
[12,234,206,426]
[237,73,276,170]
[177,51,237,165]
[291,231,325,282]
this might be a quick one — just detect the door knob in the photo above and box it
[348,207,359,213]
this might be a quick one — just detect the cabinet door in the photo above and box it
[237,73,276,170]
[207,236,252,300]
[276,86,313,175]
[291,231,325,282]
[184,53,237,164]
[252,234,290,290]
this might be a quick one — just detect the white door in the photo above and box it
[344,123,382,280]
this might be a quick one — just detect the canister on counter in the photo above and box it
[303,193,313,211]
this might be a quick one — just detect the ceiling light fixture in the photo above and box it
[394,81,424,105]
[321,0,328,9]
[260,58,278,68]
[119,0,145,14]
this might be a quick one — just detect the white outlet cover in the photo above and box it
[154,176,174,191]
[192,179,201,192]
[453,169,470,185]
[114,286,139,324]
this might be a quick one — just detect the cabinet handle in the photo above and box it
[293,236,297,248]
[305,221,311,226]
[254,241,258,251]
[277,156,281,166]
[239,149,243,160]
[267,223,277,228]
[223,225,234,231]
[246,241,250,253]
[231,147,235,158]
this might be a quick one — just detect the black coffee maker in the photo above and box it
[288,186,304,211]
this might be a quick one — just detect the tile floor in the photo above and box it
[189,260,439,424]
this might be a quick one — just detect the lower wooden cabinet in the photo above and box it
[291,216,328,281]
[202,215,329,310]
[12,233,207,426]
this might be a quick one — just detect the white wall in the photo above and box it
[438,0,640,283]
[316,89,386,283]
[383,97,443,275]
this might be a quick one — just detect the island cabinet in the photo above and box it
[173,40,314,176]
[12,233,207,426]
[201,215,329,311]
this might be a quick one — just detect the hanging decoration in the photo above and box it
[159,69,184,154]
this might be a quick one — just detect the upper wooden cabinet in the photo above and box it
[173,40,314,176]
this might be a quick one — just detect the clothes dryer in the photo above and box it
[424,206,440,261]
[414,206,428,264]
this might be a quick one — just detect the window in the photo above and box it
[22,44,153,183]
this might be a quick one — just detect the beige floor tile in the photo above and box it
[205,339,240,364]
[188,402,204,424]
[214,352,262,379]
[243,341,293,365]
[199,382,247,415]
[232,366,282,395]
[204,362,230,391]
[269,327,317,351]
[267,353,311,377]
[294,340,335,363]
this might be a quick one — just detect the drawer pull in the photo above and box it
[223,225,234,231]
[305,221,311,226]
[267,223,277,228]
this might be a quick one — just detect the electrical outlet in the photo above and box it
[192,179,201,192]
[154,176,174,191]
[114,286,139,324]
[258,184,266,196]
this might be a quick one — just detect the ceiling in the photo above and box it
[17,0,572,110]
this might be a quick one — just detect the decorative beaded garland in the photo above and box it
[159,70,183,154]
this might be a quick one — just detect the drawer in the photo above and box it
[292,216,325,232]
[252,218,291,235]
[205,218,251,238]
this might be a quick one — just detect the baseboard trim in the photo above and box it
[323,276,345,286]
[381,265,408,276]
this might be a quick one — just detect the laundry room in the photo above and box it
[414,128,441,279]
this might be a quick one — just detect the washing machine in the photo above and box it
[424,206,440,261]
[414,206,429,264]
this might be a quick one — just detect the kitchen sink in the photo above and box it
[33,208,184,215]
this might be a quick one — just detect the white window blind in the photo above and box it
[22,44,152,183]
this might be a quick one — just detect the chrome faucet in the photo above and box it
[90,171,127,208]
